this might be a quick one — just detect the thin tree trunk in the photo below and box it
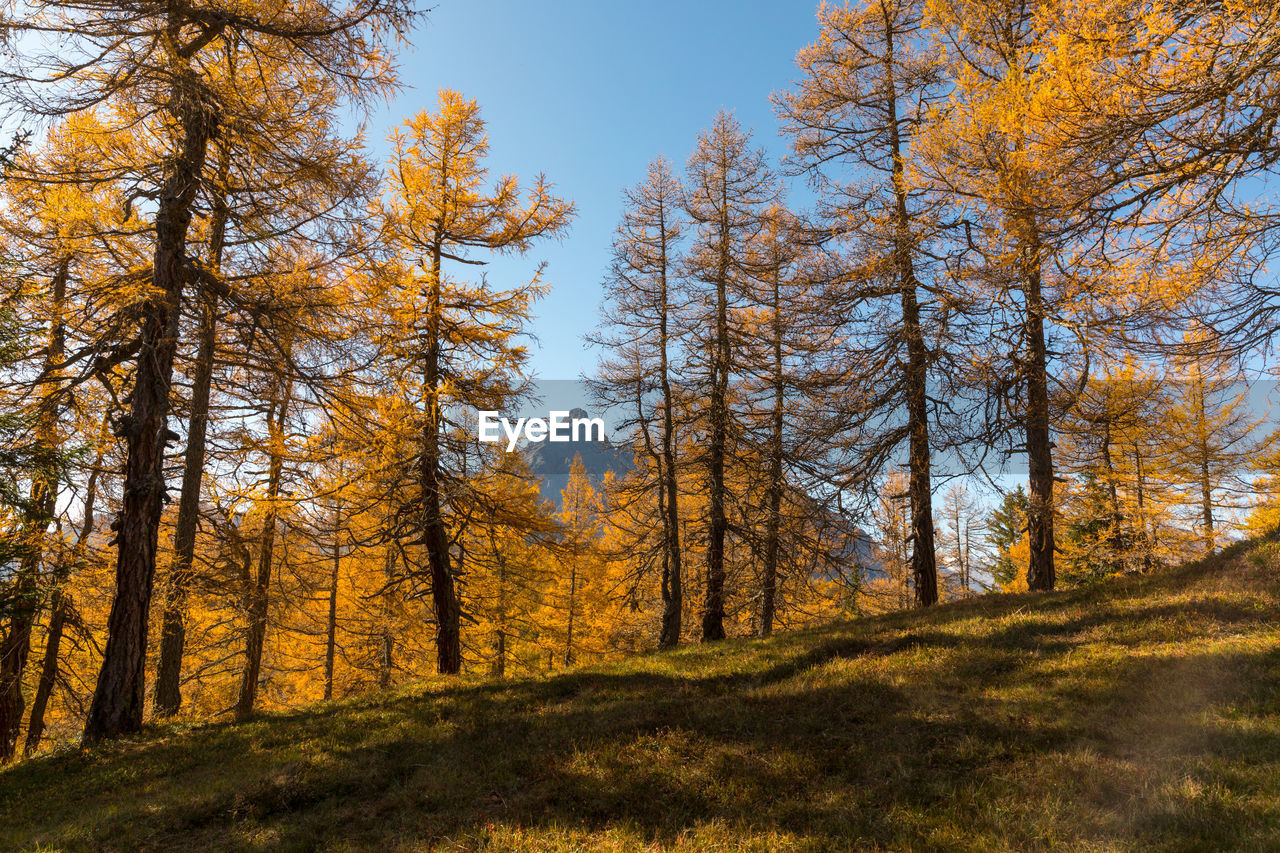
[657,208,683,649]
[379,542,395,690]
[84,63,218,745]
[1,259,68,761]
[1134,443,1154,573]
[25,416,107,757]
[235,357,291,719]
[1199,456,1214,557]
[1194,378,1215,556]
[1023,217,1055,592]
[489,519,507,677]
[20,592,64,758]
[423,243,460,674]
[883,17,938,608]
[323,493,342,701]
[702,200,731,642]
[760,261,784,637]
[564,562,577,667]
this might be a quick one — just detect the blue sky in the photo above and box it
[364,0,824,379]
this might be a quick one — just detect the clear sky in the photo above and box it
[363,0,825,379]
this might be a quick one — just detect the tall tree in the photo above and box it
[378,90,573,674]
[150,31,381,718]
[779,0,949,606]
[920,0,1110,592]
[736,204,843,635]
[1,0,414,743]
[591,157,687,648]
[0,265,68,761]
[682,111,780,641]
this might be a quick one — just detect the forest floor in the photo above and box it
[4,539,1280,852]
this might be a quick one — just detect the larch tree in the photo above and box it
[1165,335,1269,557]
[0,115,145,760]
[590,156,687,649]
[462,449,555,678]
[1045,1,1280,354]
[0,142,77,761]
[736,203,844,635]
[1056,364,1154,578]
[151,33,380,719]
[557,455,600,667]
[0,0,415,744]
[378,89,573,674]
[919,0,1123,592]
[682,111,781,641]
[778,0,949,607]
[936,483,982,596]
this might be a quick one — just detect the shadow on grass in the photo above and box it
[2,549,1279,851]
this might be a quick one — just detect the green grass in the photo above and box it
[5,540,1280,852]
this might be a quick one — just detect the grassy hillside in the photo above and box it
[4,540,1280,852]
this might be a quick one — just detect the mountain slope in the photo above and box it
[4,539,1280,851]
[521,408,632,503]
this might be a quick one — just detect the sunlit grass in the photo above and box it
[4,538,1280,851]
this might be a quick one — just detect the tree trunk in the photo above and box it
[1194,379,1215,556]
[1134,444,1154,573]
[154,162,228,717]
[20,592,64,758]
[1,258,68,762]
[657,214,683,649]
[235,358,290,719]
[883,22,938,608]
[323,495,341,701]
[564,561,577,667]
[701,207,731,642]
[423,243,461,674]
[25,418,106,757]
[760,262,784,637]
[490,521,507,677]
[379,543,395,689]
[84,65,218,745]
[1022,218,1056,592]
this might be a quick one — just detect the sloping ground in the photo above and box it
[4,540,1280,852]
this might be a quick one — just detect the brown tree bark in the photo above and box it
[422,242,461,674]
[564,560,577,667]
[379,542,395,690]
[153,170,227,717]
[323,493,341,701]
[657,206,684,650]
[83,65,218,745]
[759,258,785,637]
[234,356,291,719]
[701,201,731,643]
[1134,443,1155,573]
[884,33,939,607]
[1194,384,1216,556]
[1023,219,1056,592]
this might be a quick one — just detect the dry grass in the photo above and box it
[4,538,1280,851]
